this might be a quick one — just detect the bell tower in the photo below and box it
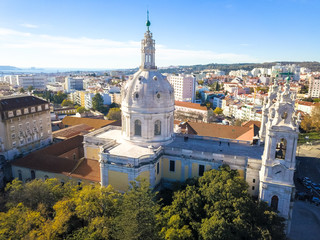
[259,78,300,235]
[141,10,156,70]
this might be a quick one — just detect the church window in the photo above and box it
[252,186,255,190]
[157,162,159,174]
[253,179,256,183]
[18,170,22,181]
[31,170,35,180]
[154,120,161,136]
[271,195,279,211]
[134,120,142,136]
[135,93,139,99]
[157,93,161,99]
[281,111,288,120]
[169,160,175,172]
[199,164,205,176]
[275,138,287,159]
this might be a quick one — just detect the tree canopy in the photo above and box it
[92,93,104,112]
[301,105,320,132]
[61,99,74,107]
[107,108,121,121]
[0,167,285,240]
[158,165,285,240]
[213,107,223,115]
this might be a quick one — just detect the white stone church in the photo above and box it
[82,16,300,235]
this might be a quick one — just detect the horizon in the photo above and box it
[0,0,319,69]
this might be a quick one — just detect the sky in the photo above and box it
[0,0,319,69]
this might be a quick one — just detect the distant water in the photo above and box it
[0,68,113,74]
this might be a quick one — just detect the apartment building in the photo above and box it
[167,74,196,102]
[0,95,52,161]
[17,75,47,89]
[308,76,320,98]
[65,77,84,93]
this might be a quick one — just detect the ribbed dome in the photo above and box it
[121,69,174,113]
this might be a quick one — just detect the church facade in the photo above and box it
[83,17,299,235]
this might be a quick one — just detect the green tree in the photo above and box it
[213,107,223,115]
[311,105,320,132]
[76,106,87,114]
[61,99,74,107]
[107,108,121,120]
[114,180,159,240]
[159,166,286,240]
[5,178,77,211]
[301,115,313,132]
[0,203,45,239]
[19,87,25,93]
[92,93,104,112]
[53,91,68,104]
[27,85,34,92]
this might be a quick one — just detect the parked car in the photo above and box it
[312,197,320,205]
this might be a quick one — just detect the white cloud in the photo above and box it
[20,23,39,29]
[0,27,256,68]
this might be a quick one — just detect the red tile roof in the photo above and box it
[62,116,117,129]
[175,101,207,111]
[53,124,93,139]
[186,121,259,141]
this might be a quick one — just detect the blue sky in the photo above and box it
[0,0,319,69]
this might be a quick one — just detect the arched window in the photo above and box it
[275,138,287,159]
[271,195,279,211]
[31,170,35,180]
[134,120,141,136]
[154,120,161,136]
[18,170,22,181]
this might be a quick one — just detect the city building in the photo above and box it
[167,73,196,102]
[308,76,320,98]
[17,75,47,89]
[65,76,84,93]
[46,82,64,92]
[174,101,209,123]
[0,95,52,161]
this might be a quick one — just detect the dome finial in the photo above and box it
[146,10,151,31]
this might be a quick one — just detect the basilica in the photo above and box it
[82,17,299,235]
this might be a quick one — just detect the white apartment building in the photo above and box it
[3,75,19,86]
[65,77,84,93]
[46,83,64,92]
[308,76,320,98]
[167,74,196,102]
[84,92,112,110]
[17,75,47,89]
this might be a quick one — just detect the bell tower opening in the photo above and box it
[275,138,287,159]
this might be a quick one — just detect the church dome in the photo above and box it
[120,15,175,147]
[121,70,174,113]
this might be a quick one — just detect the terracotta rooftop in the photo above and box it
[53,124,93,139]
[12,135,84,173]
[175,101,207,111]
[186,121,259,141]
[241,120,261,128]
[12,135,100,182]
[0,95,48,111]
[69,158,100,182]
[62,116,118,129]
